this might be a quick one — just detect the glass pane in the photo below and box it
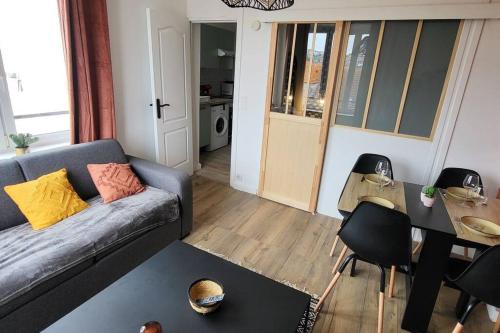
[335,21,381,127]
[399,20,460,137]
[287,23,314,116]
[304,23,335,119]
[366,20,418,132]
[271,24,294,113]
[15,114,70,135]
[0,0,69,135]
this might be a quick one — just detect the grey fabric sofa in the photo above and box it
[0,139,192,333]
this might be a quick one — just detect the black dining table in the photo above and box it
[338,174,464,333]
[401,182,457,333]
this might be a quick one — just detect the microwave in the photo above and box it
[221,81,234,97]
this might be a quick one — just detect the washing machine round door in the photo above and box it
[214,114,228,137]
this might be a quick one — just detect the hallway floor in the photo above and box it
[196,145,231,184]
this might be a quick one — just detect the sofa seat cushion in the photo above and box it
[0,186,179,308]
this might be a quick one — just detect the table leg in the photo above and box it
[402,230,455,333]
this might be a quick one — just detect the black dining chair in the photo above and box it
[330,153,394,255]
[329,154,396,295]
[419,167,485,258]
[447,245,500,333]
[317,202,412,333]
[434,167,483,191]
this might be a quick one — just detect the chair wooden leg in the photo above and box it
[388,266,396,298]
[315,272,342,312]
[452,322,464,333]
[332,245,348,274]
[329,235,340,257]
[412,241,423,255]
[494,311,500,333]
[377,292,384,333]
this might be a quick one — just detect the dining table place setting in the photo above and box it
[337,161,407,215]
[439,174,500,246]
[332,156,500,333]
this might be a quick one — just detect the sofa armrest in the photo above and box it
[127,155,192,237]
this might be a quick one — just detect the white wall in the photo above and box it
[107,0,187,160]
[444,19,500,197]
[105,1,500,219]
[317,128,436,216]
[189,2,271,192]
[187,0,500,218]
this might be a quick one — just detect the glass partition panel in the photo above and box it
[366,20,418,132]
[271,24,295,113]
[287,23,314,116]
[335,21,381,127]
[304,23,335,119]
[399,20,460,137]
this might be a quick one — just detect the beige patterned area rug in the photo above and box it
[193,245,319,333]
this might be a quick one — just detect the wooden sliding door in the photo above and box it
[258,22,344,212]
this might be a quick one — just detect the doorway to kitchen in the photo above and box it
[192,22,237,185]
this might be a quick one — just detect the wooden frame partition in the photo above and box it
[257,23,279,197]
[308,21,344,212]
[394,20,423,133]
[258,21,345,213]
[330,19,464,142]
[361,21,385,129]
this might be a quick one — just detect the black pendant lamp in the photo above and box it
[220,0,294,11]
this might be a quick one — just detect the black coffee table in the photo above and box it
[43,241,311,333]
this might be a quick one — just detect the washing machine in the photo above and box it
[207,104,229,151]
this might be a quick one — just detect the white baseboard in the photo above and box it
[230,180,257,195]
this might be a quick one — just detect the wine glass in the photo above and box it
[474,185,488,206]
[463,174,480,201]
[375,160,389,190]
[385,169,394,188]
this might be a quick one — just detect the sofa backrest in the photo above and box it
[15,139,128,201]
[0,159,27,231]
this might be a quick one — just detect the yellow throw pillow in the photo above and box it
[4,168,89,230]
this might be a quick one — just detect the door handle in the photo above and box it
[154,98,170,119]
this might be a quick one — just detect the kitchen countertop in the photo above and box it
[200,97,233,106]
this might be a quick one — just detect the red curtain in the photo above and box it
[58,0,116,144]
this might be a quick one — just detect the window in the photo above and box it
[334,19,461,140]
[0,0,69,152]
[335,21,381,127]
[271,22,335,118]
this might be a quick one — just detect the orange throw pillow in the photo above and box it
[87,163,145,203]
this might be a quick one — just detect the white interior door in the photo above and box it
[147,8,193,174]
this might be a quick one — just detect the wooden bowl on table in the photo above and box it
[188,279,224,314]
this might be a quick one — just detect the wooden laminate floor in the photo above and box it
[184,176,494,333]
[196,145,231,184]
